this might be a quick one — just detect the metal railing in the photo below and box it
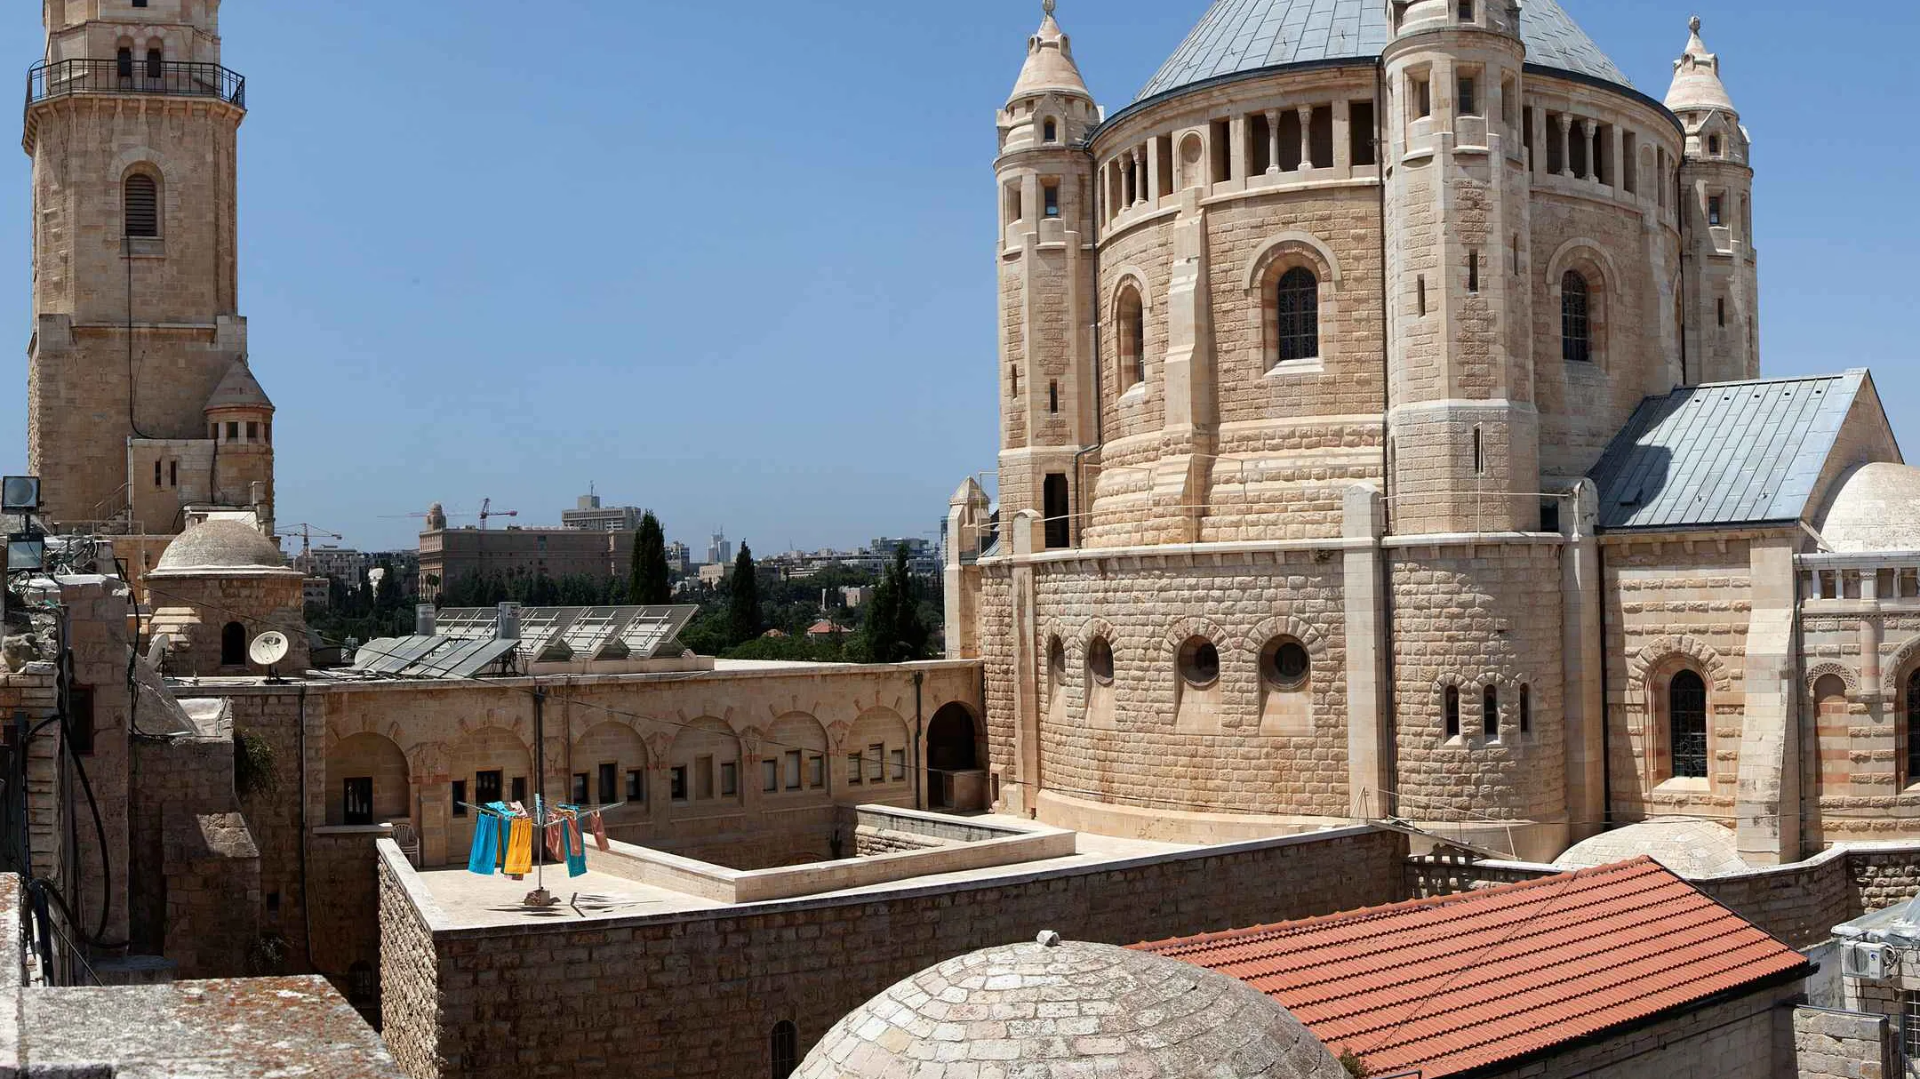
[27,58,245,110]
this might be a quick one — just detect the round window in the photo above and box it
[1087,637,1115,685]
[1267,640,1311,690]
[1179,638,1220,688]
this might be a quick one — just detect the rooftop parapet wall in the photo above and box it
[378,826,1408,1079]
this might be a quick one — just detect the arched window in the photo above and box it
[770,1020,798,1078]
[1483,685,1499,738]
[1178,637,1219,688]
[1706,133,1721,156]
[1669,670,1708,779]
[1444,685,1460,739]
[221,622,247,667]
[1275,267,1320,363]
[1906,670,1920,784]
[146,47,163,80]
[1116,286,1146,391]
[116,46,133,80]
[124,174,159,238]
[1043,118,1058,144]
[1087,636,1115,686]
[1561,271,1591,363]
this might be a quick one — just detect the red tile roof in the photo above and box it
[1134,857,1807,1078]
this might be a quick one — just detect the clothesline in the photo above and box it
[464,798,620,881]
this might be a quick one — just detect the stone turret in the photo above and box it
[995,1,1099,551]
[1382,0,1538,534]
[1669,16,1758,384]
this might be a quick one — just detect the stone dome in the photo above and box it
[151,520,291,575]
[1554,819,1746,878]
[793,932,1345,1079]
[1818,463,1920,553]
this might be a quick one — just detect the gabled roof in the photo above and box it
[1133,0,1630,106]
[204,360,274,413]
[1588,371,1866,532]
[1136,858,1807,1079]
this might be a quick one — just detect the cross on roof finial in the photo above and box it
[1689,15,1702,34]
[1043,0,1056,16]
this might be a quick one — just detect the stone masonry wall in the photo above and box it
[1788,1007,1890,1079]
[1030,549,1350,818]
[1483,982,1799,1079]
[383,828,1407,1079]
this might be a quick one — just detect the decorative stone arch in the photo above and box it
[1108,271,1153,396]
[1804,661,1860,699]
[1244,232,1342,372]
[1159,615,1231,666]
[1238,615,1330,661]
[1432,672,1472,741]
[1627,635,1733,696]
[1108,266,1155,316]
[406,740,449,785]
[1546,238,1618,371]
[1880,634,1920,698]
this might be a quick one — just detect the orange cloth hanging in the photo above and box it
[503,816,534,877]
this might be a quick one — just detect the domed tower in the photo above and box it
[996,1,1099,550]
[1383,0,1537,535]
[1668,17,1757,384]
[25,0,250,530]
[146,518,308,677]
[203,360,275,520]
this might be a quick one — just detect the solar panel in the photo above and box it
[352,635,445,674]
[439,637,521,679]
[619,606,697,660]
[423,605,698,666]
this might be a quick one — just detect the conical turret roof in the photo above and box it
[1666,16,1735,113]
[1009,2,1090,104]
[204,360,274,413]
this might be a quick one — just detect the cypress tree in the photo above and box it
[727,543,760,646]
[862,544,929,664]
[629,512,671,605]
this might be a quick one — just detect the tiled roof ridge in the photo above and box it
[1312,912,1786,1045]
[1349,948,1809,1075]
[1269,887,1739,1012]
[1136,856,1662,955]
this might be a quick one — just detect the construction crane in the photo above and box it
[281,523,344,569]
[478,498,518,530]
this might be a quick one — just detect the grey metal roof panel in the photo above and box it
[1589,372,1866,531]
[1134,0,1628,104]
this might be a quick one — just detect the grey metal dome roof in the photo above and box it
[152,520,291,574]
[1134,0,1630,105]
[794,932,1345,1079]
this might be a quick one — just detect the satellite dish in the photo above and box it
[249,630,291,667]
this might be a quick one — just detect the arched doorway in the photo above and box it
[926,703,983,811]
[221,622,247,666]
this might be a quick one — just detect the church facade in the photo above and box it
[949,0,1915,866]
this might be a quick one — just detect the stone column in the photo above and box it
[1145,136,1162,204]
[1265,110,1282,174]
[1560,481,1605,842]
[1343,486,1390,819]
[1135,144,1149,205]
[1229,114,1249,183]
[1297,106,1314,170]
[1736,537,1801,865]
[1007,511,1044,818]
[1610,124,1626,195]
[1531,105,1549,179]
[1558,114,1574,178]
[1333,98,1352,174]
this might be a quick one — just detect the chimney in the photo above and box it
[415,604,437,636]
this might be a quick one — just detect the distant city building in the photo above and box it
[705,532,732,567]
[301,577,332,610]
[697,562,733,588]
[664,541,692,575]
[417,502,631,596]
[298,545,368,583]
[839,586,871,608]
[561,493,643,533]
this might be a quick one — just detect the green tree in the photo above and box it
[727,543,761,646]
[860,544,930,664]
[629,513,671,606]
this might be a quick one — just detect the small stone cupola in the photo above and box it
[999,0,1096,154]
[203,359,276,517]
[1666,16,1736,116]
[146,518,308,678]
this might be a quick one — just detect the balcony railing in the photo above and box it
[26,58,245,110]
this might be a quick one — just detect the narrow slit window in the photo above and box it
[1520,685,1532,733]
[1444,686,1461,739]
[1043,182,1060,218]
[168,460,177,487]
[1483,685,1499,738]
[1561,271,1591,363]
[1417,275,1427,317]
[1468,249,1480,293]
[1043,119,1057,144]
[1717,297,1726,327]
[1473,426,1485,475]
[1414,76,1432,120]
[1048,380,1059,414]
[1708,195,1723,226]
[1458,76,1478,118]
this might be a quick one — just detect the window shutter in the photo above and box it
[125,175,159,238]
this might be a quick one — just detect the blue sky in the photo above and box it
[0,1,1912,554]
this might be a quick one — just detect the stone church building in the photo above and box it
[948,0,1917,868]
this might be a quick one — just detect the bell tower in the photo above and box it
[995,0,1098,550]
[26,0,256,533]
[1382,0,1538,535]
[1668,16,1758,385]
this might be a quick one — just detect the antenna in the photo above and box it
[248,629,291,684]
